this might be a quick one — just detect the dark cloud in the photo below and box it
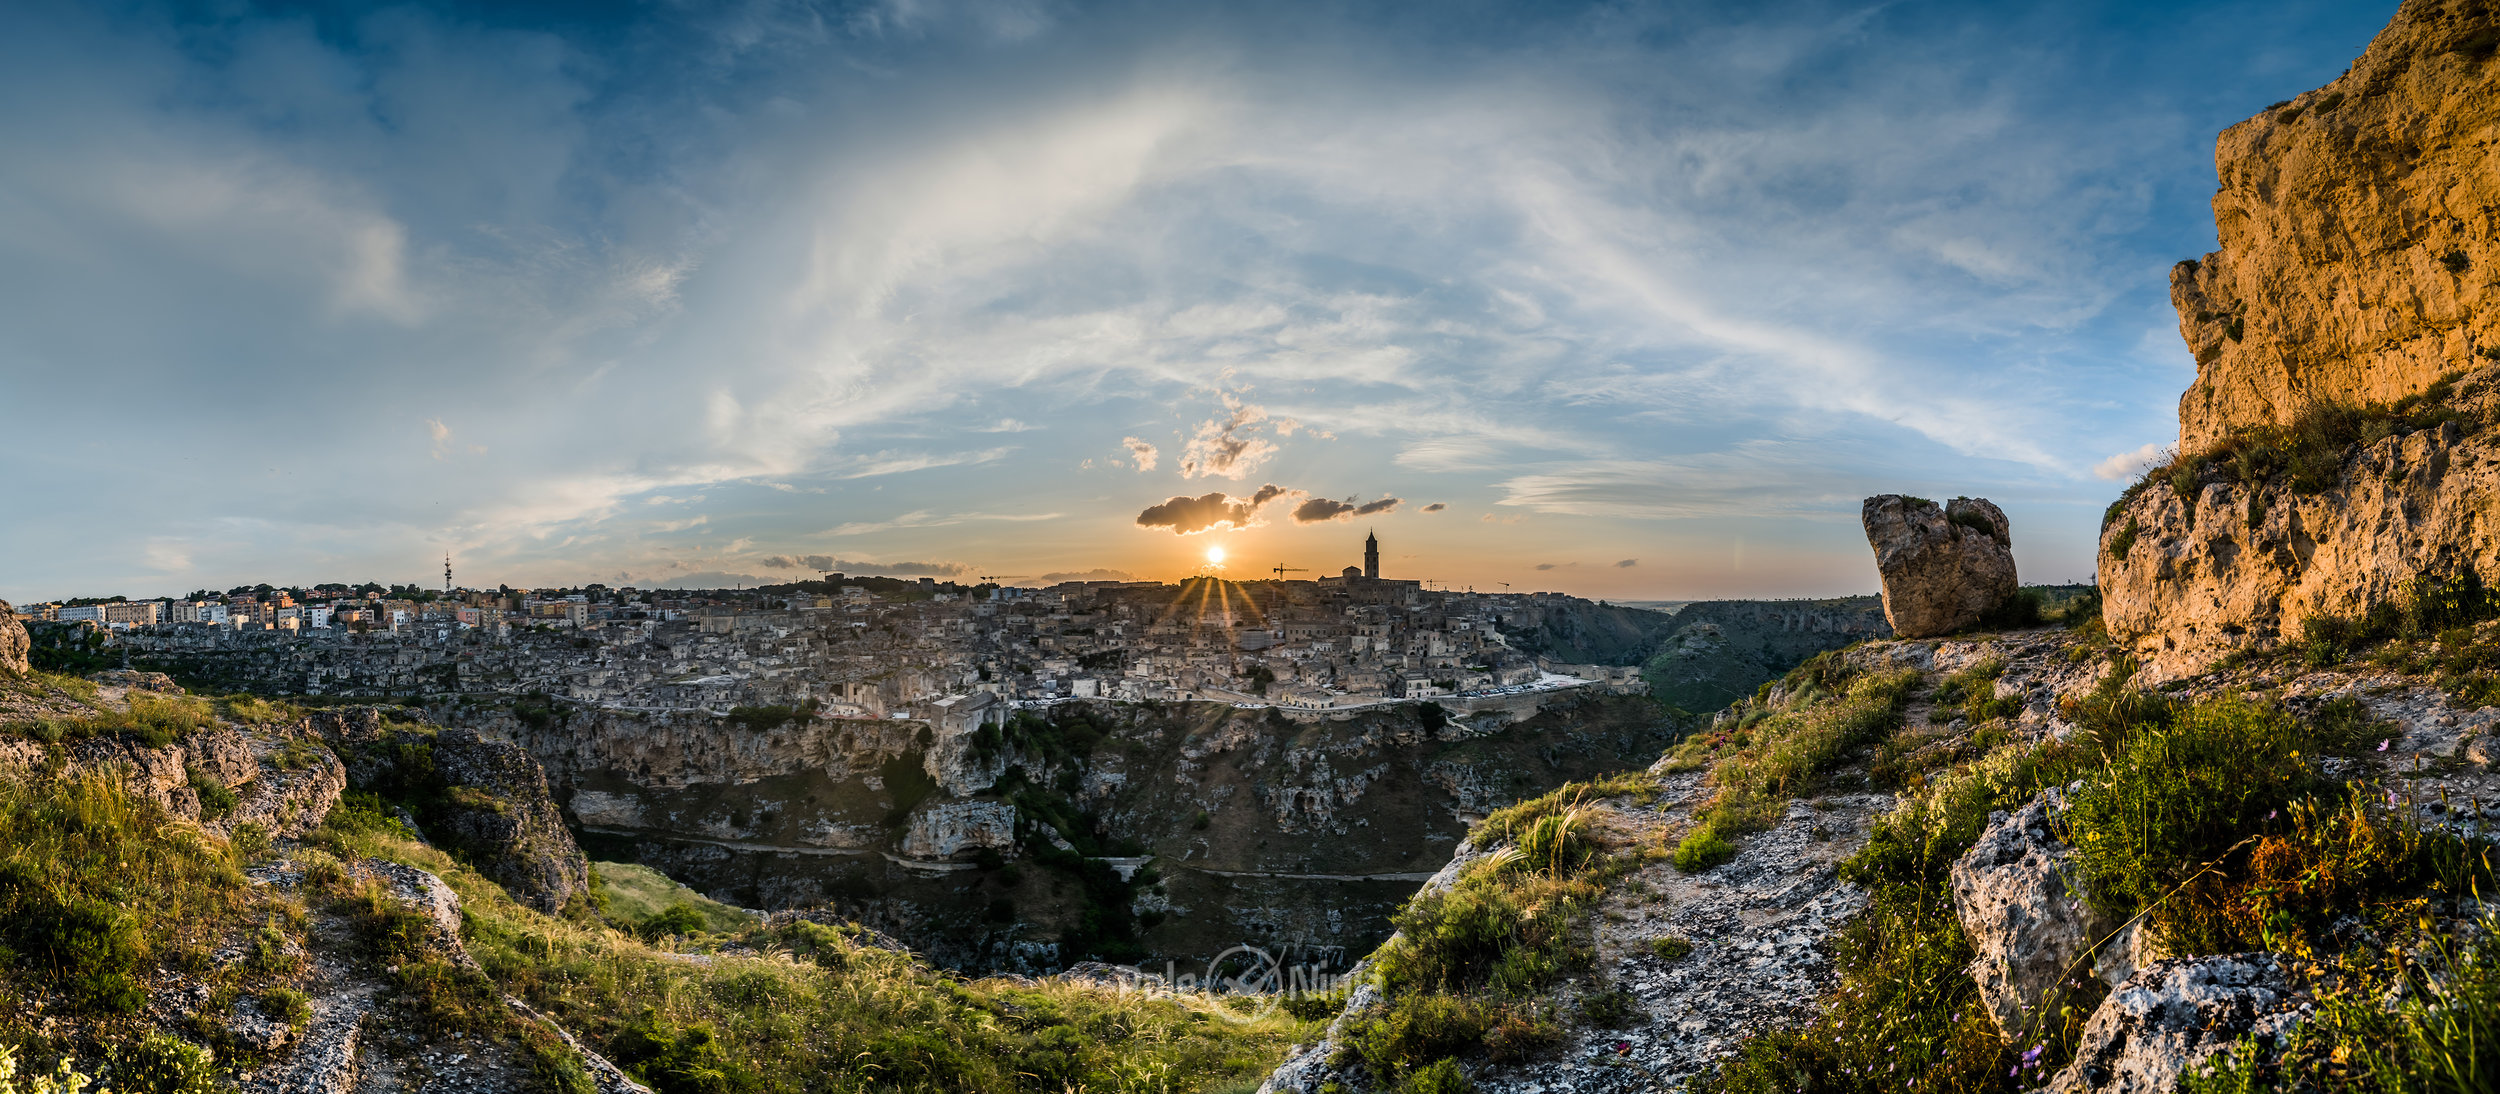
[1615,558,1638,568]
[1291,495,1401,524]
[1135,484,1290,534]
[1534,562,1557,571]
[1292,497,1354,523]
[760,554,969,576]
[1421,503,1446,513]
[1180,395,1280,479]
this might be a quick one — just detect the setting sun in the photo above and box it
[1205,545,1226,566]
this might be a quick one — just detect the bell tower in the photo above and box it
[1363,531,1379,580]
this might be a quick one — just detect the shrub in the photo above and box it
[610,1013,746,1094]
[640,905,712,941]
[188,766,239,820]
[0,774,247,1018]
[2186,913,2500,1094]
[1647,936,1692,962]
[0,1047,103,1094]
[23,896,147,1012]
[1399,1058,1475,1094]
[1979,588,2045,630]
[108,1032,219,1094]
[1671,823,1735,873]
[2062,698,2326,937]
[2108,517,2141,561]
[1339,993,1492,1081]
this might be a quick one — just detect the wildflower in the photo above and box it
[2379,739,2392,752]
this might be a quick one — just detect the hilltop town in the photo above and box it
[12,534,1694,722]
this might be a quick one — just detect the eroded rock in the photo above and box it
[1951,790,2132,1040]
[898,800,1018,859]
[2100,394,2500,676]
[2172,0,2500,451]
[0,600,27,675]
[1863,495,2019,638]
[2049,953,2306,1094]
[430,728,592,914]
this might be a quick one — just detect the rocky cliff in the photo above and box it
[2106,0,2500,674]
[2100,369,2500,674]
[2172,0,2500,451]
[486,692,1683,973]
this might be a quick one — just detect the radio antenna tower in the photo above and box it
[444,554,454,595]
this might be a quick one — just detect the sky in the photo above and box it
[0,0,2397,603]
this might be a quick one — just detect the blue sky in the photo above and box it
[0,0,2394,602]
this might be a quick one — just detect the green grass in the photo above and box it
[0,773,253,1018]
[2187,912,2500,1094]
[1336,778,1662,1085]
[3,690,220,748]
[591,862,756,936]
[1662,663,1915,852]
[1702,641,2498,1094]
[2139,372,2479,505]
[310,821,1311,1094]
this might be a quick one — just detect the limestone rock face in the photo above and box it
[1951,791,2132,1040]
[2049,953,2307,1094]
[2099,372,2500,675]
[1862,495,2019,638]
[0,600,26,675]
[429,728,593,914]
[2173,0,2500,452]
[898,800,1018,859]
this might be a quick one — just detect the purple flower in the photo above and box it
[2380,739,2392,751]
[2268,810,2278,820]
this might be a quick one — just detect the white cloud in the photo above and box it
[2093,441,2172,482]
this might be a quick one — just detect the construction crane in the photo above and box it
[1271,564,1308,580]
[1499,582,1512,593]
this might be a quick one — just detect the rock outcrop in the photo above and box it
[1951,791,2134,1040]
[2172,0,2500,451]
[2100,381,2500,674]
[0,601,29,675]
[314,712,591,914]
[898,800,1018,859]
[1863,495,2019,638]
[2049,953,2306,1094]
[428,729,594,914]
[2108,0,2500,673]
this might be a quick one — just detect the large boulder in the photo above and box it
[1950,791,2135,1040]
[2049,953,2307,1094]
[2171,0,2500,452]
[1862,495,2019,638]
[0,599,27,675]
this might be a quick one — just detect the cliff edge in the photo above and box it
[2174,0,2500,451]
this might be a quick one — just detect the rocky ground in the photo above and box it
[1265,619,2500,1094]
[0,670,646,1094]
